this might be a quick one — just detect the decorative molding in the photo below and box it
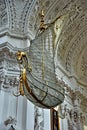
[0,0,8,27]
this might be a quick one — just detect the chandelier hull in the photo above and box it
[22,70,65,108]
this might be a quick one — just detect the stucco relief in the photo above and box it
[0,116,16,130]
[77,48,87,84]
[55,1,87,71]
[56,22,87,80]
[0,0,35,34]
[60,100,86,130]
[0,0,8,26]
[2,76,19,89]
[34,106,44,130]
[0,46,20,90]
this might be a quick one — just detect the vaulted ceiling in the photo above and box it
[0,0,87,88]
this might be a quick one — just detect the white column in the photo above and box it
[26,100,34,130]
[60,118,68,130]
[0,91,9,122]
[16,96,27,130]
[44,109,51,130]
[0,90,6,123]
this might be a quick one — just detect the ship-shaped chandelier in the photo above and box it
[16,10,65,109]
